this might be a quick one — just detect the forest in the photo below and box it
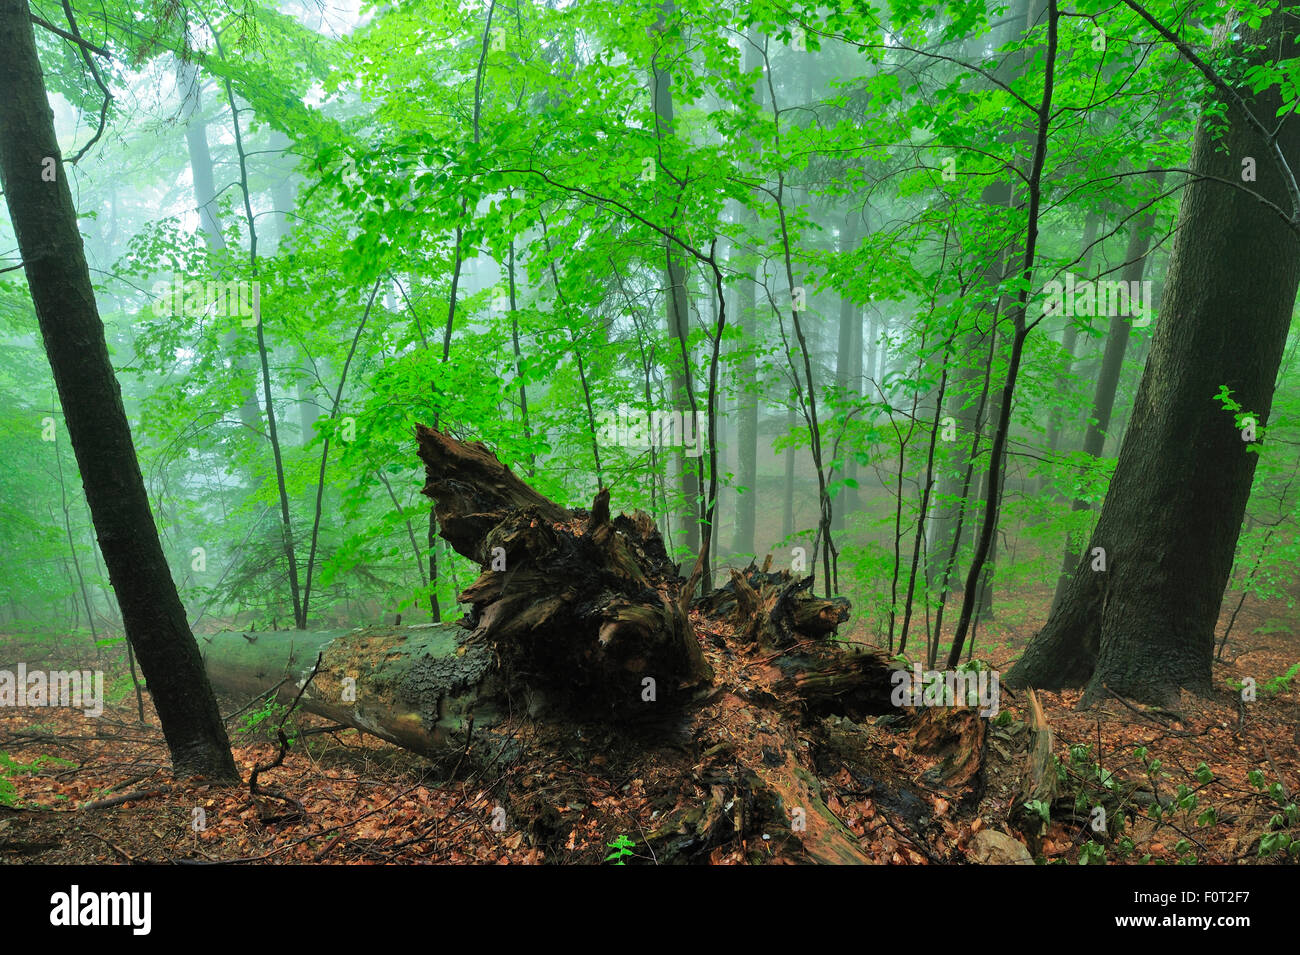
[0,0,1298,881]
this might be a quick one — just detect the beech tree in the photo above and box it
[1007,0,1300,705]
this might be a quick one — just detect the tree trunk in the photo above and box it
[651,4,700,560]
[782,404,796,537]
[198,428,938,864]
[177,60,262,433]
[926,0,1035,592]
[833,212,861,533]
[1039,210,1103,494]
[732,244,760,558]
[417,425,712,710]
[1007,5,1300,705]
[0,0,237,780]
[728,35,766,560]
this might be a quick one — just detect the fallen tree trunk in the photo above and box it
[200,624,497,758]
[196,426,984,864]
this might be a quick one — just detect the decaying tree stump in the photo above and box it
[200,426,992,864]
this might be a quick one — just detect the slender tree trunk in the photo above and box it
[0,0,236,778]
[177,60,261,432]
[733,263,759,561]
[651,4,700,559]
[832,212,861,534]
[844,280,865,519]
[731,36,765,558]
[926,4,1027,592]
[946,0,1059,667]
[216,51,305,628]
[507,224,534,476]
[302,281,381,623]
[782,404,796,538]
[52,443,97,653]
[898,339,954,654]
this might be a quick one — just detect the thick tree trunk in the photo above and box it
[0,1,238,780]
[1007,5,1300,706]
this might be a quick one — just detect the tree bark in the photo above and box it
[0,0,238,780]
[832,212,861,533]
[197,425,918,865]
[731,231,760,557]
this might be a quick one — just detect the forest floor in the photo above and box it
[1,590,1297,865]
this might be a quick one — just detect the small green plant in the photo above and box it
[1023,798,1051,827]
[604,834,636,865]
[105,673,138,705]
[1212,384,1264,452]
[0,752,16,807]
[1131,750,1226,863]
[0,750,74,806]
[1247,769,1300,858]
[237,696,294,742]
[1078,840,1106,865]
[1263,661,1300,696]
[1058,743,1131,864]
[1228,662,1300,699]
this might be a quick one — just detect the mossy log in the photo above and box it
[200,624,496,758]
